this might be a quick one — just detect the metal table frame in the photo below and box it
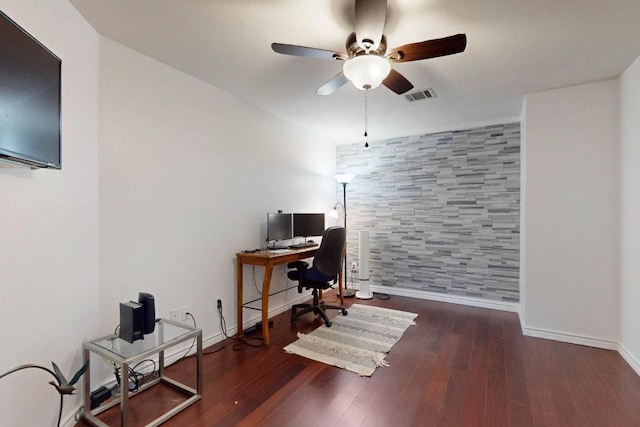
[82,319,202,427]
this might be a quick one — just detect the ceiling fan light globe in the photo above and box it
[343,55,391,91]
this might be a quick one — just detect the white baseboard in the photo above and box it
[617,342,640,377]
[518,316,640,379]
[520,324,618,350]
[362,283,520,313]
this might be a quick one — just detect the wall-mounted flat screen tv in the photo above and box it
[0,11,62,169]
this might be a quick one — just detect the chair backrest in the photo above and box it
[313,226,346,277]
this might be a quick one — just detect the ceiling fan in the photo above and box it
[271,0,467,95]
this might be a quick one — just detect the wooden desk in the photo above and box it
[236,247,343,345]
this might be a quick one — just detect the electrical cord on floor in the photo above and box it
[74,406,84,422]
[374,292,391,300]
[132,359,157,377]
[175,312,198,361]
[200,306,228,355]
[112,358,158,395]
[114,365,140,394]
[218,299,265,351]
[252,265,263,294]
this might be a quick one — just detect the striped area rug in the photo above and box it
[283,304,418,376]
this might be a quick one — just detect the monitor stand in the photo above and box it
[267,243,288,250]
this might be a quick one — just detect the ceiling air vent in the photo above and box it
[405,88,437,102]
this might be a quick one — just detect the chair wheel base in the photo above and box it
[289,286,348,328]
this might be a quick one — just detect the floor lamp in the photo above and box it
[335,173,356,298]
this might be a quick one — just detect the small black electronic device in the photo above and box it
[90,386,111,409]
[119,301,144,343]
[244,319,274,335]
[138,292,156,334]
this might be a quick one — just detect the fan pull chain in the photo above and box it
[364,90,369,148]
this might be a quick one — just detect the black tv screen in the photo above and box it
[0,11,61,169]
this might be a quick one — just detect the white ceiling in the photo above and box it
[69,0,640,144]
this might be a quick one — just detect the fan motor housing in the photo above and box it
[346,32,387,58]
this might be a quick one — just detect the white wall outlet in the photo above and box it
[351,262,358,270]
[182,305,191,323]
[170,308,180,322]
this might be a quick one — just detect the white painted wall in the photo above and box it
[97,37,336,361]
[0,0,100,425]
[521,80,620,346]
[620,56,640,371]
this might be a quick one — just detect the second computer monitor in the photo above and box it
[293,213,325,238]
[267,212,293,242]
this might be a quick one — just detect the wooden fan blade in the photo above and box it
[316,72,349,95]
[271,43,348,60]
[388,34,467,63]
[383,68,414,94]
[355,0,387,51]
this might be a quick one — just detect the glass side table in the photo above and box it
[82,319,202,427]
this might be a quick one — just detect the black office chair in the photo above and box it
[287,226,348,327]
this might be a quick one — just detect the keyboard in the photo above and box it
[288,242,317,249]
[269,249,291,254]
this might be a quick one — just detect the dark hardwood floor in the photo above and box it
[76,293,640,426]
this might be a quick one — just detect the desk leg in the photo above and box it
[237,258,244,339]
[261,264,274,345]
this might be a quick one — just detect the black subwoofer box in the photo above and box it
[119,301,144,343]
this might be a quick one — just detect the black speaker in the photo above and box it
[138,292,156,334]
[119,301,144,343]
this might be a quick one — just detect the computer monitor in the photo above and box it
[267,213,292,245]
[293,213,325,239]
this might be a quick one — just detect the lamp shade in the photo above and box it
[343,55,391,91]
[334,173,355,184]
[329,203,343,219]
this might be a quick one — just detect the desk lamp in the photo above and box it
[335,173,356,297]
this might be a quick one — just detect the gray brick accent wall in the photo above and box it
[336,122,520,302]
